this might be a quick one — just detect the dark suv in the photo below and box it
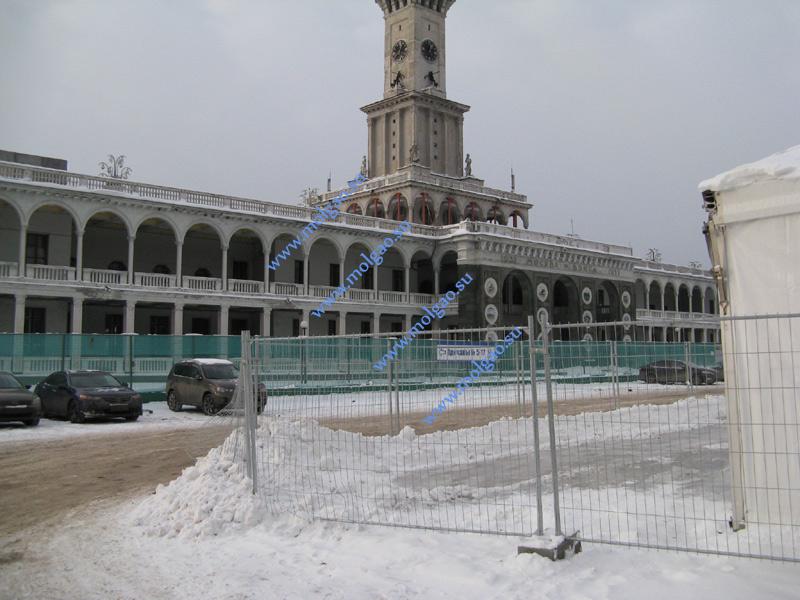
[166,359,265,416]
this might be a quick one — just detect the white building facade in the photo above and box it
[0,0,718,340]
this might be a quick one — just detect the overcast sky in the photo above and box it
[1,0,798,267]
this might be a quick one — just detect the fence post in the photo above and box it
[240,331,258,492]
[542,319,563,536]
[387,338,394,435]
[527,316,544,535]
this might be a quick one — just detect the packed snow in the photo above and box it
[700,144,800,192]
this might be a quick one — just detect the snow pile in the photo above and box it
[700,144,800,192]
[132,444,265,538]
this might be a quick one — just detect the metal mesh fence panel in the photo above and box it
[244,326,546,535]
[548,317,800,562]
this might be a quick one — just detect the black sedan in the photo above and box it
[639,360,717,385]
[35,370,143,423]
[0,372,42,426]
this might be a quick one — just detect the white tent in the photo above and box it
[701,144,800,528]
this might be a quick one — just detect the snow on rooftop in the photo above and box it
[700,144,800,193]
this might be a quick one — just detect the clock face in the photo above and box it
[392,40,408,63]
[421,39,438,63]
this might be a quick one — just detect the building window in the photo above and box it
[328,320,337,336]
[25,233,48,265]
[392,270,404,292]
[194,267,211,277]
[191,318,210,335]
[230,318,248,336]
[363,267,373,290]
[292,319,300,337]
[150,315,170,335]
[390,322,403,333]
[232,261,248,280]
[329,264,340,287]
[295,261,304,284]
[24,307,45,333]
[360,321,371,334]
[105,313,123,334]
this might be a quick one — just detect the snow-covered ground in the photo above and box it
[0,401,208,445]
[4,392,800,599]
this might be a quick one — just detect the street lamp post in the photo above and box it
[300,320,308,385]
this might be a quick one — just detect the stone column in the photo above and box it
[124,300,136,334]
[434,268,440,296]
[71,297,83,334]
[261,307,271,337]
[13,295,26,334]
[221,244,228,291]
[404,313,413,332]
[75,232,84,281]
[176,240,184,287]
[372,313,381,335]
[338,311,347,335]
[303,255,309,296]
[373,261,379,300]
[127,235,135,284]
[219,305,229,336]
[173,303,184,336]
[18,225,27,277]
[404,264,410,302]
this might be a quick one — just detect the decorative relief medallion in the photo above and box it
[537,307,549,325]
[622,312,632,330]
[582,287,593,305]
[621,291,631,309]
[536,282,549,302]
[582,310,593,324]
[583,333,593,342]
[484,303,498,325]
[484,277,498,298]
[486,330,499,342]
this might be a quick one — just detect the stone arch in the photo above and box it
[269,232,306,284]
[410,249,434,295]
[501,270,532,317]
[634,278,648,311]
[705,286,717,314]
[412,194,435,225]
[649,280,663,311]
[183,222,223,280]
[134,218,179,276]
[25,204,80,268]
[486,205,506,225]
[377,246,406,293]
[678,283,691,312]
[553,276,580,326]
[346,202,363,215]
[307,237,343,287]
[509,210,526,228]
[387,193,409,222]
[691,285,703,313]
[438,250,459,294]
[663,282,677,311]
[343,241,377,291]
[23,198,81,230]
[83,211,131,272]
[464,201,483,222]
[228,227,267,283]
[0,198,23,263]
[365,198,385,219]
[437,197,460,225]
[597,280,620,322]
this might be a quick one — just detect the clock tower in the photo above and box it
[363,0,468,178]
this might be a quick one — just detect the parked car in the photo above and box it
[638,360,717,385]
[35,370,143,423]
[0,372,42,426]
[166,359,266,416]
